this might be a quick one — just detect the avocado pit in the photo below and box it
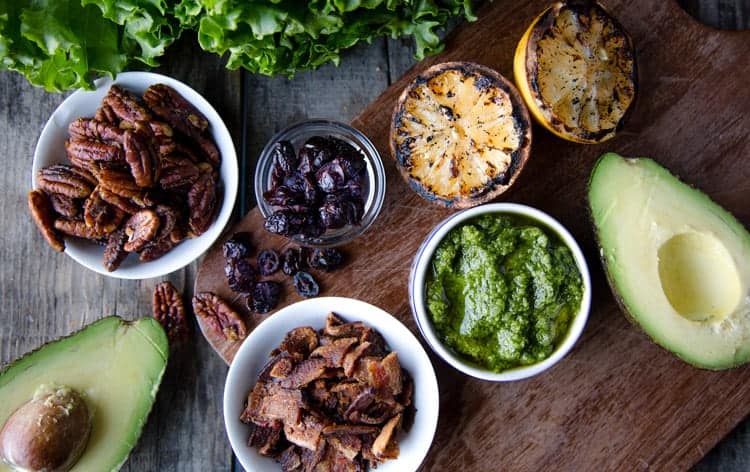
[0,385,91,472]
[657,231,741,323]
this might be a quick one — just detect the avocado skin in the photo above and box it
[0,317,168,471]
[587,153,750,370]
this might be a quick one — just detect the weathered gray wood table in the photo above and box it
[0,2,746,470]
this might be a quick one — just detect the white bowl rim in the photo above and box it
[223,296,440,472]
[31,71,238,279]
[410,202,592,382]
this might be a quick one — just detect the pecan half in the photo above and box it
[173,140,202,163]
[37,165,95,199]
[123,209,160,252]
[65,138,124,164]
[68,118,124,144]
[98,185,142,214]
[103,228,128,272]
[54,218,102,239]
[192,292,247,341]
[153,204,178,241]
[144,84,208,138]
[139,237,176,262]
[49,194,81,219]
[83,188,125,234]
[28,190,65,252]
[95,104,119,124]
[148,121,174,139]
[187,171,217,236]
[98,168,143,199]
[159,154,199,190]
[195,134,221,166]
[103,85,151,125]
[143,84,221,166]
[124,129,159,187]
[152,281,189,344]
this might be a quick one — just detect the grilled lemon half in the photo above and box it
[514,1,637,144]
[391,62,532,208]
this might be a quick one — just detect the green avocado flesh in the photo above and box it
[589,153,750,370]
[426,214,583,372]
[0,317,168,471]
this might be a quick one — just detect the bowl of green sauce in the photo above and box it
[409,203,591,381]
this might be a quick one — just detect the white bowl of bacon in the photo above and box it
[224,297,439,472]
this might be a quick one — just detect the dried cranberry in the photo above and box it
[318,199,347,229]
[343,198,365,225]
[264,211,302,236]
[334,155,365,181]
[341,180,364,199]
[223,232,253,260]
[225,258,256,292]
[257,248,280,275]
[281,248,304,275]
[263,185,301,207]
[309,248,344,272]
[303,136,334,169]
[293,271,319,298]
[272,140,297,176]
[331,137,360,160]
[316,160,346,193]
[249,281,282,313]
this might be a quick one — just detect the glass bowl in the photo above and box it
[254,120,385,247]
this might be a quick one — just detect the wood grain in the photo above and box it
[196,0,750,470]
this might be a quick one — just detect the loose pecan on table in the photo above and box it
[28,190,65,252]
[152,281,189,344]
[192,292,248,341]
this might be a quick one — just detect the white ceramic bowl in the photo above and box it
[410,203,592,382]
[31,71,238,279]
[224,297,439,472]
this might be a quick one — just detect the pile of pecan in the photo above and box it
[28,84,222,271]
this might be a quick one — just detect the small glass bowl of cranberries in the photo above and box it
[255,120,386,247]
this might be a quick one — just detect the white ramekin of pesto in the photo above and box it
[409,203,592,381]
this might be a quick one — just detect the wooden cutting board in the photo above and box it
[195,0,750,469]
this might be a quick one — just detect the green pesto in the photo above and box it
[426,214,583,372]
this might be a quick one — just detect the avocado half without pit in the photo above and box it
[589,153,750,369]
[0,317,168,471]
[390,62,532,208]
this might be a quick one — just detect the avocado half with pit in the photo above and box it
[589,153,750,369]
[0,317,168,471]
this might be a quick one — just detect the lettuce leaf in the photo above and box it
[0,0,128,92]
[187,0,477,76]
[81,0,183,67]
[0,0,476,91]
